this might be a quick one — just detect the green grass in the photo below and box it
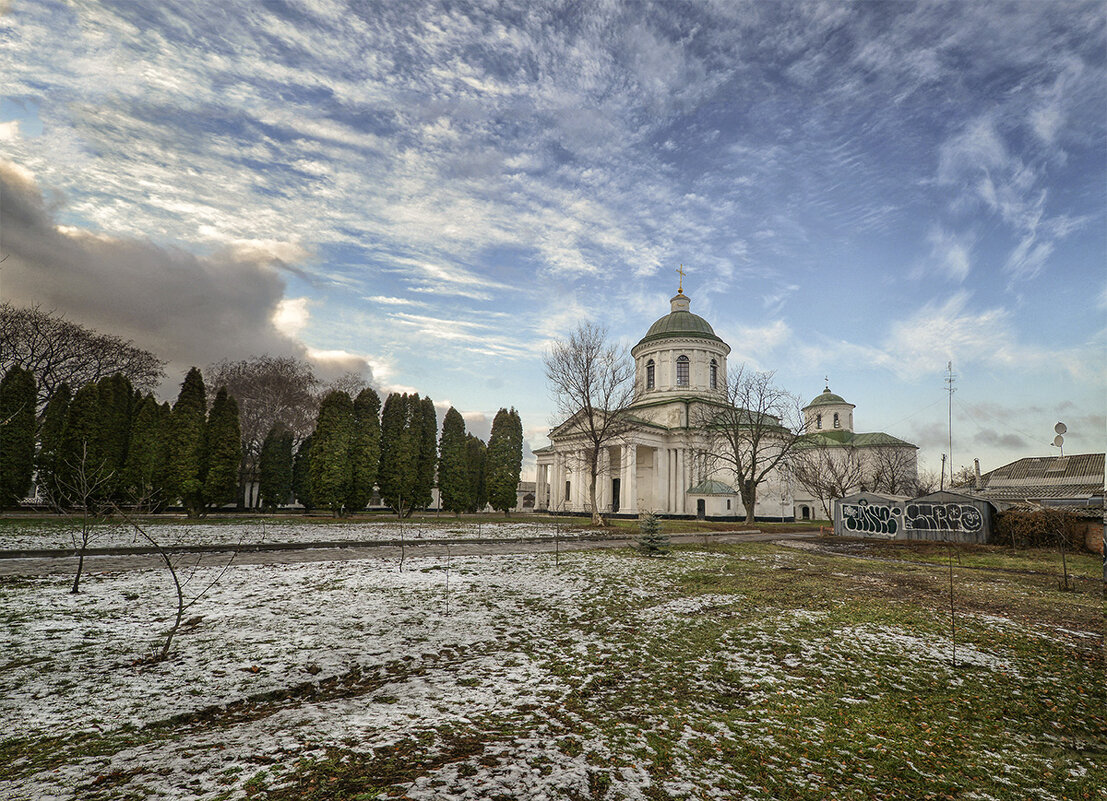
[4,541,1104,799]
[822,536,1104,579]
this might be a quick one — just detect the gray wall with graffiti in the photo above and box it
[834,491,994,543]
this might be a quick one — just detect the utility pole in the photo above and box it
[945,361,956,486]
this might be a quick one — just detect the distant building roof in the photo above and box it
[973,453,1104,503]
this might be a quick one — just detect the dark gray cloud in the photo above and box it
[971,428,1028,450]
[0,160,372,398]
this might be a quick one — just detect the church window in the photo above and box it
[646,360,655,389]
[816,414,822,430]
[565,481,571,502]
[676,355,689,386]
[709,359,718,389]
[833,413,840,428]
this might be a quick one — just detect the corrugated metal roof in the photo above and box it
[979,453,1104,489]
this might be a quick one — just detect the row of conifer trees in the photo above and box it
[0,364,523,517]
[1,365,242,516]
[270,390,523,517]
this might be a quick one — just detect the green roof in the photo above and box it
[798,431,917,448]
[805,388,853,408]
[636,310,724,347]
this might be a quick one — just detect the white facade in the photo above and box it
[534,291,792,519]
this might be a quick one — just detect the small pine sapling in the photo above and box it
[636,512,670,557]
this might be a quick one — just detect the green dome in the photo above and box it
[637,310,723,346]
[805,388,852,408]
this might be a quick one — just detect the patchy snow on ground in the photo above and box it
[0,544,1098,800]
[0,519,588,551]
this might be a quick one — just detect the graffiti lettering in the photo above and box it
[904,503,983,533]
[841,502,900,537]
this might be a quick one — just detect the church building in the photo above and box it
[534,286,791,518]
[534,284,918,520]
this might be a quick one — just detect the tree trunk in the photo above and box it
[589,457,603,526]
[742,481,757,525]
[70,549,84,594]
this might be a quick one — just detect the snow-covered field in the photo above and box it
[1,543,1101,800]
[0,519,583,551]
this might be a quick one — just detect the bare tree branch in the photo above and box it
[692,365,807,524]
[0,303,165,412]
[543,323,635,525]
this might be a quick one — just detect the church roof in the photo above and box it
[804,387,854,409]
[799,431,917,448]
[687,479,736,495]
[636,292,724,347]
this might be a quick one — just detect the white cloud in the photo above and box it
[924,227,973,282]
[272,297,312,338]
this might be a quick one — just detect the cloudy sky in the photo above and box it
[2,0,1104,478]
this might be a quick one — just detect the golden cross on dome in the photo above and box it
[677,263,686,293]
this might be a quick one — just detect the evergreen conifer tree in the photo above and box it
[346,387,381,513]
[378,392,418,516]
[0,366,37,508]
[438,407,471,515]
[95,373,135,498]
[412,395,437,511]
[36,382,71,505]
[167,367,208,517]
[309,390,355,516]
[464,434,487,513]
[292,434,314,511]
[203,387,242,510]
[635,512,670,556]
[122,393,170,507]
[258,424,294,510]
[487,407,523,515]
[57,382,109,507]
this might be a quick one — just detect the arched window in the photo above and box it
[816,414,822,429]
[646,359,655,390]
[676,355,689,386]
[709,359,718,389]
[833,412,840,428]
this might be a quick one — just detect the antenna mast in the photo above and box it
[945,361,956,487]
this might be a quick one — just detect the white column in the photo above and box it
[551,453,560,511]
[655,447,666,514]
[679,448,687,514]
[626,443,638,515]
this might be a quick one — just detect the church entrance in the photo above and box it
[697,499,705,519]
[611,478,621,513]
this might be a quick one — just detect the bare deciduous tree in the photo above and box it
[912,469,941,496]
[543,323,635,526]
[52,443,115,594]
[791,441,865,519]
[0,303,164,412]
[694,366,806,525]
[206,355,321,508]
[867,447,918,495]
[117,509,236,662]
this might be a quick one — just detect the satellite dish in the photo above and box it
[1053,435,1064,447]
[1055,422,1067,435]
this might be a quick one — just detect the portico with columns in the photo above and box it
[535,279,790,518]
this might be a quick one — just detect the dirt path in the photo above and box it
[0,530,819,577]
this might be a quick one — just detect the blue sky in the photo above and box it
[2,0,1104,478]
